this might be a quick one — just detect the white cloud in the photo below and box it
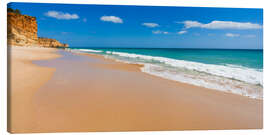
[142,23,159,28]
[152,30,161,34]
[45,11,79,20]
[152,30,168,34]
[61,32,69,34]
[182,20,262,29]
[100,16,123,23]
[244,34,256,38]
[225,33,240,37]
[178,30,187,35]
[83,18,87,22]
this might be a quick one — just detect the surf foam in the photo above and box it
[70,49,263,99]
[107,51,263,85]
[105,51,263,99]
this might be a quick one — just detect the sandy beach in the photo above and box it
[8,46,60,133]
[8,46,263,133]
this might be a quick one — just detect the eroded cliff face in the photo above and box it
[7,12,38,46]
[7,12,68,48]
[38,37,69,48]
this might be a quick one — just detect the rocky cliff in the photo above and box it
[38,37,68,48]
[7,12,68,48]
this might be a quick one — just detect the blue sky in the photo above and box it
[8,3,263,49]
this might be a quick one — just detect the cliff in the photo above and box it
[7,12,38,46]
[7,12,68,48]
[38,37,68,48]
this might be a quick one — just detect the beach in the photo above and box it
[8,46,60,133]
[8,46,263,133]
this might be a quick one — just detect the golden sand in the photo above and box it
[8,47,263,133]
[8,46,60,133]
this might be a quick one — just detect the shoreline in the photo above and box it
[71,50,263,101]
[9,46,263,133]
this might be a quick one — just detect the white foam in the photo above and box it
[78,49,103,53]
[107,51,263,85]
[68,49,263,99]
[141,64,262,99]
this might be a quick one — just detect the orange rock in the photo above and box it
[7,12,68,48]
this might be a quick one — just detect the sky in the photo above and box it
[8,2,263,49]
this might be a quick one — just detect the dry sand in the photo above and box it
[8,46,60,133]
[8,47,263,133]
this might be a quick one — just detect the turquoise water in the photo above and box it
[71,48,263,70]
[68,48,263,99]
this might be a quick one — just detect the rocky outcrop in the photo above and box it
[38,37,69,48]
[7,12,68,48]
[7,12,38,46]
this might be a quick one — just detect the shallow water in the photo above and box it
[68,48,263,99]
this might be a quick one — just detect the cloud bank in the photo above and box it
[225,33,240,37]
[182,20,262,29]
[45,11,79,20]
[100,16,123,23]
[142,23,159,28]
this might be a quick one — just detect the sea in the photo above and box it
[68,48,263,99]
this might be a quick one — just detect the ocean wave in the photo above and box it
[141,64,262,99]
[106,51,263,85]
[77,49,103,53]
[69,49,263,99]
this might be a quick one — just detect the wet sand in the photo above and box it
[8,47,263,133]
